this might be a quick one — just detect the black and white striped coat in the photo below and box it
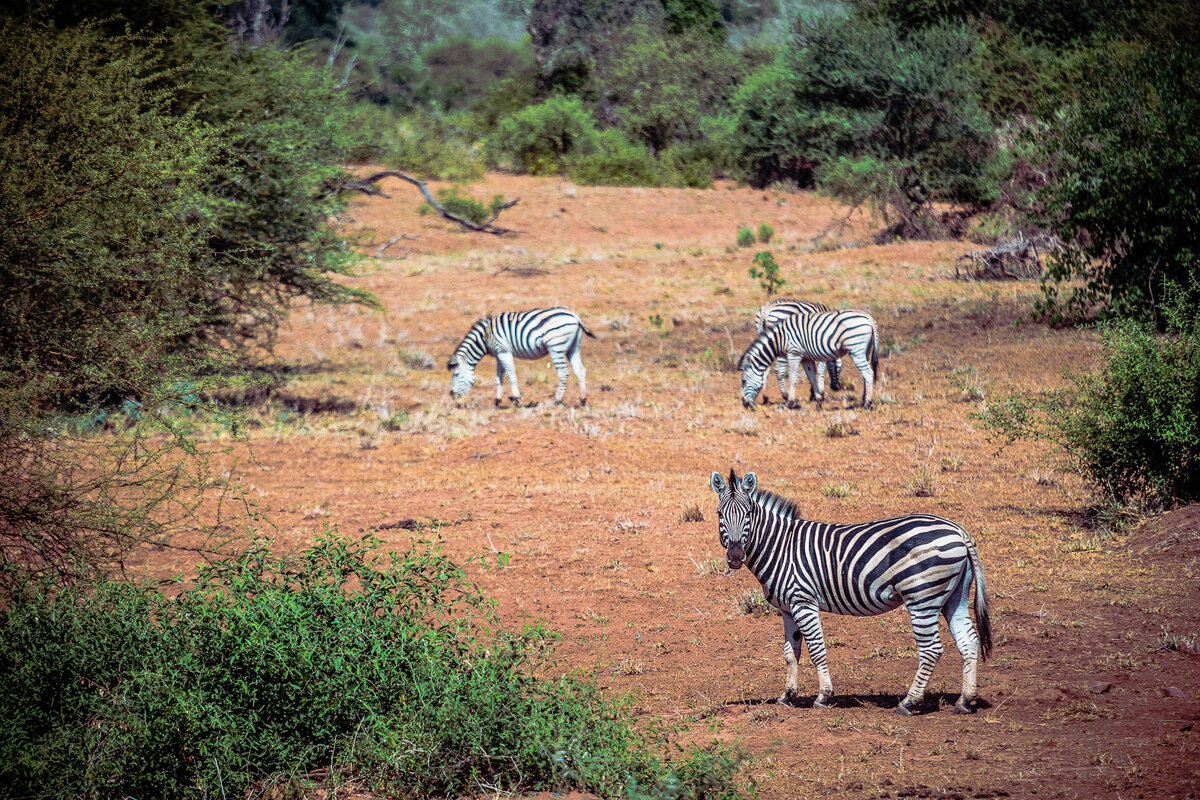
[710,469,992,715]
[447,307,595,407]
[738,308,879,409]
[752,298,842,403]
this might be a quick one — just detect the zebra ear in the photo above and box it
[709,472,728,494]
[741,472,757,494]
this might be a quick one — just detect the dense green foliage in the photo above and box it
[981,290,1200,508]
[0,8,372,580]
[1031,43,1200,324]
[0,535,745,800]
[734,16,1001,236]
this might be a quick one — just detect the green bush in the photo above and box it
[488,95,600,174]
[568,130,667,186]
[421,186,509,225]
[749,250,786,296]
[0,535,745,800]
[980,289,1200,508]
[736,227,756,247]
[1031,43,1200,324]
[757,223,774,243]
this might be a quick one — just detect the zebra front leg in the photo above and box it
[829,358,842,392]
[497,352,522,407]
[493,358,505,407]
[785,353,803,409]
[793,605,834,707]
[770,358,788,405]
[897,603,944,716]
[778,611,804,706]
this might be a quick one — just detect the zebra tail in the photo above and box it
[969,538,993,662]
[580,321,597,339]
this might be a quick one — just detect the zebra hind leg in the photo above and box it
[944,577,982,714]
[896,604,944,716]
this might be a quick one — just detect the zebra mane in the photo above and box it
[749,486,802,520]
[736,328,777,370]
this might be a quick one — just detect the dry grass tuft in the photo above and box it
[681,503,705,523]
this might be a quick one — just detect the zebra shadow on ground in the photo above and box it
[724,692,993,715]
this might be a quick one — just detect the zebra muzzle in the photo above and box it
[726,542,745,569]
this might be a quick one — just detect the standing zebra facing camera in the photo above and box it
[448,307,595,407]
[710,469,992,716]
[752,298,842,404]
[738,308,879,409]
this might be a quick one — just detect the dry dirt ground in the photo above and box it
[164,175,1200,799]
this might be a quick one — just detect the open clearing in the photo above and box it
[151,175,1200,799]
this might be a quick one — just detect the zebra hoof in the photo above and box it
[786,400,800,410]
[493,399,502,408]
[509,398,522,408]
[777,692,801,708]
[812,697,833,710]
[580,398,587,407]
[895,703,916,717]
[953,702,975,715]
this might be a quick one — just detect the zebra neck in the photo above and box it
[743,504,793,576]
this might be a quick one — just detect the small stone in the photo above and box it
[1162,686,1187,698]
[1089,681,1113,694]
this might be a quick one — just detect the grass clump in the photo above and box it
[757,223,774,244]
[0,534,745,800]
[736,589,779,617]
[736,227,755,247]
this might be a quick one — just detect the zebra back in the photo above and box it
[753,298,831,334]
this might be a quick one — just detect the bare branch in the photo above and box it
[333,171,522,236]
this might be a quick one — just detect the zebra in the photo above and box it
[752,298,842,404]
[447,307,595,407]
[738,308,879,410]
[710,469,992,716]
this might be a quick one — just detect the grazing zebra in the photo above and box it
[710,469,992,716]
[448,307,595,407]
[738,308,879,409]
[752,298,842,403]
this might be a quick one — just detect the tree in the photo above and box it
[0,21,243,580]
[731,15,1001,237]
[1032,43,1200,324]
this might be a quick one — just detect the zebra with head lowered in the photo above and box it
[739,308,879,410]
[448,307,595,407]
[710,469,992,716]
[752,298,842,404]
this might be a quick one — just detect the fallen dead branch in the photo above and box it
[332,170,521,235]
[955,234,1060,280]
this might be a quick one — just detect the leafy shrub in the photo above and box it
[379,110,487,180]
[737,227,756,247]
[757,223,774,243]
[421,186,510,225]
[749,250,786,296]
[980,289,1200,508]
[568,130,667,186]
[0,535,745,800]
[1031,43,1200,324]
[489,95,600,174]
[731,15,1002,236]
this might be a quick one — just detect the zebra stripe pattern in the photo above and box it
[752,298,841,403]
[738,308,879,409]
[448,307,596,407]
[710,469,992,715]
